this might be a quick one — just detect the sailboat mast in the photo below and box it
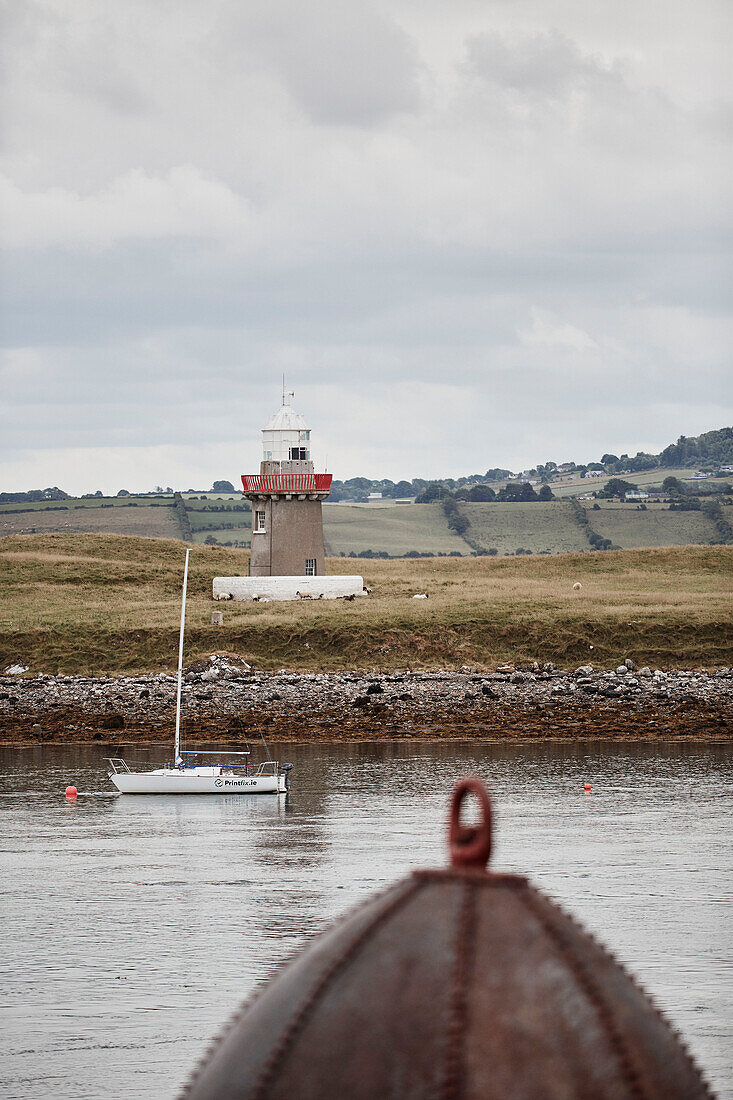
[174,548,190,763]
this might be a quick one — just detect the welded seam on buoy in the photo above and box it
[520,885,653,1100]
[179,879,418,1098]
[438,879,476,1100]
[520,886,713,1099]
[248,875,424,1100]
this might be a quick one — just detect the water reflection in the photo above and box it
[0,740,731,1098]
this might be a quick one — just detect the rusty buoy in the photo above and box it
[182,778,710,1099]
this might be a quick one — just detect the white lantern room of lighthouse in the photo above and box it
[261,392,313,472]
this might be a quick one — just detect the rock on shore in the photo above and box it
[1,656,732,744]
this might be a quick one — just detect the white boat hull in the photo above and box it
[109,553,290,797]
[110,769,287,795]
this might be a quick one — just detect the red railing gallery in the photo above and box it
[241,473,333,493]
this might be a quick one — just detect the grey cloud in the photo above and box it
[463,28,617,97]
[223,0,422,126]
[59,41,149,116]
[2,331,729,481]
[0,237,704,352]
[1,0,730,488]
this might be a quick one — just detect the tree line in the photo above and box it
[4,428,730,506]
[319,427,733,502]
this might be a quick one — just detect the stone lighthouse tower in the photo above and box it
[241,392,332,577]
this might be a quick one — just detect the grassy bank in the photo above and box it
[0,534,731,674]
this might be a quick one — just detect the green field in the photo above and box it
[584,502,716,548]
[325,498,724,556]
[323,502,465,556]
[0,497,176,512]
[182,495,252,544]
[460,501,587,554]
[190,527,251,546]
[0,533,731,674]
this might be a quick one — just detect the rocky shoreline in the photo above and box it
[1,655,732,744]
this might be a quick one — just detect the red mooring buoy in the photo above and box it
[65,785,77,800]
[584,782,591,793]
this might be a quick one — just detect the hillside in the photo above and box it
[323,502,465,556]
[1,490,730,555]
[0,498,180,540]
[1,534,731,674]
[583,502,714,549]
[0,493,246,546]
[460,501,587,554]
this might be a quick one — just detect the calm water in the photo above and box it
[1,740,731,1098]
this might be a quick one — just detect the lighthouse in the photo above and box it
[241,392,332,577]
[212,391,362,600]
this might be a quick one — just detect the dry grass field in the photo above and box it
[1,533,730,674]
[0,504,180,540]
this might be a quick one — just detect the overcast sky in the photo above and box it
[1,0,731,493]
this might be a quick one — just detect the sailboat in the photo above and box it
[107,549,292,795]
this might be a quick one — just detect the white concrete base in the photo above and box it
[213,575,365,602]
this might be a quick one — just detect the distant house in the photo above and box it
[395,498,413,505]
[367,492,383,501]
[625,490,650,501]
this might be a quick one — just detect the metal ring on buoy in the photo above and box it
[448,778,493,870]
